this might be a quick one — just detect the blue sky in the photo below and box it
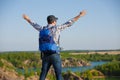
[0,0,120,51]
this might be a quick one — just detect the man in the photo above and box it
[23,10,86,80]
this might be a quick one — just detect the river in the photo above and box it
[17,61,108,74]
[62,61,108,72]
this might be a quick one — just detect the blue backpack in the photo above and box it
[39,27,59,53]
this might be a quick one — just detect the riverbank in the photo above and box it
[62,61,107,72]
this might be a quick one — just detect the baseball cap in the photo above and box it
[47,15,58,23]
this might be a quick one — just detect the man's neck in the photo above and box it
[48,23,56,26]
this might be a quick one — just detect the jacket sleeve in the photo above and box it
[29,22,42,31]
[57,19,75,31]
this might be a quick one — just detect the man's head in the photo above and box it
[47,15,58,25]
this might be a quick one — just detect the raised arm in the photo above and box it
[58,10,86,31]
[23,14,42,31]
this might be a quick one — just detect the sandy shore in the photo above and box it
[70,51,120,55]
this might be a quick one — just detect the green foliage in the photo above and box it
[0,51,41,68]
[81,70,94,80]
[95,61,120,76]
[87,72,93,79]
[24,68,35,78]
[0,60,4,67]
[92,71,99,76]
[0,51,120,80]
[47,73,56,80]
[74,71,81,76]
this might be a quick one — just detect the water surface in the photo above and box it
[62,61,108,72]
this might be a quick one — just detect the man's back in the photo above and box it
[39,26,59,53]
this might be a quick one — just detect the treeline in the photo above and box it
[62,49,120,53]
[61,52,120,61]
